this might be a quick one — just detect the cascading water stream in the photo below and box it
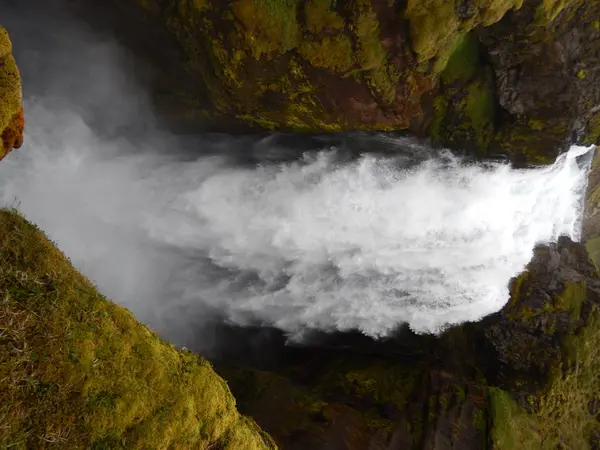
[0,3,594,344]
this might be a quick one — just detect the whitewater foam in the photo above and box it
[0,99,593,339]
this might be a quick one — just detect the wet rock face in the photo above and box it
[57,0,600,163]
[0,26,23,160]
[479,236,600,393]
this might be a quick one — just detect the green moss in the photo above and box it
[428,96,449,142]
[0,27,22,138]
[298,35,353,72]
[473,408,486,434]
[336,360,422,412]
[488,388,542,449]
[464,80,495,148]
[232,0,300,59]
[577,69,587,80]
[404,0,460,63]
[536,0,581,24]
[480,0,524,26]
[441,33,479,83]
[583,112,600,146]
[0,25,12,59]
[492,119,567,165]
[350,0,398,104]
[586,236,600,269]
[553,280,586,322]
[304,0,344,33]
[404,0,522,64]
[0,209,276,449]
[536,309,600,448]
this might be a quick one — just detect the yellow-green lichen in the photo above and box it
[298,35,353,72]
[0,209,276,450]
[552,280,586,322]
[350,0,398,104]
[304,0,345,33]
[0,27,22,137]
[404,0,460,63]
[536,0,582,24]
[232,0,300,59]
[480,0,524,26]
[404,0,522,66]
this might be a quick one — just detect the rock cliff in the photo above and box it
[0,210,277,449]
[71,0,600,163]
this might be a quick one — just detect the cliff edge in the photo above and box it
[0,29,275,450]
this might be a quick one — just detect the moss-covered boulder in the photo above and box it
[0,209,276,450]
[0,26,23,160]
[65,0,600,163]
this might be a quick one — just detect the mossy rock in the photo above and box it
[0,209,276,450]
[63,0,600,162]
[403,0,523,65]
[0,26,22,158]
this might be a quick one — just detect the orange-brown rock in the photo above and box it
[1,106,24,160]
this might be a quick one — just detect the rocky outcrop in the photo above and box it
[0,26,23,160]
[212,236,600,449]
[65,0,600,163]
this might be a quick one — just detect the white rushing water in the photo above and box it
[0,3,594,341]
[0,100,594,339]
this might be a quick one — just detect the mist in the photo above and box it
[0,3,594,348]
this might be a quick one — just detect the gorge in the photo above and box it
[3,1,600,449]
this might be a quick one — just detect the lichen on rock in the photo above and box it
[0,26,23,160]
[81,0,600,164]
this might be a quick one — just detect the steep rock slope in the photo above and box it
[70,0,600,163]
[0,209,277,450]
[216,236,600,449]
[0,26,23,160]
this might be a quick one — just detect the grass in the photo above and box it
[488,387,542,448]
[0,209,276,450]
[489,302,600,449]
